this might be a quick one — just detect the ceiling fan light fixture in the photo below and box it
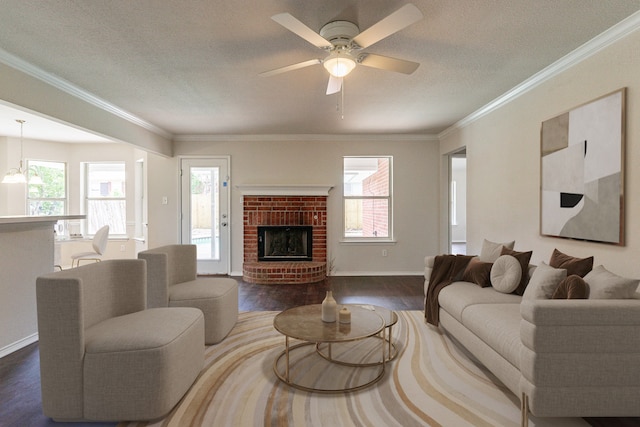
[323,52,356,78]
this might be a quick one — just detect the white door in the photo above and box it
[180,158,230,274]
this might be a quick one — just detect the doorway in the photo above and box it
[180,157,230,274]
[449,150,467,254]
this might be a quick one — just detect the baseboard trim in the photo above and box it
[331,271,423,277]
[231,270,424,278]
[0,333,38,359]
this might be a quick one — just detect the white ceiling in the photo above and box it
[0,1,639,142]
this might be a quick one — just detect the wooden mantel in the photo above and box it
[235,184,333,196]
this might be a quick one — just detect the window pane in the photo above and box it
[28,200,65,216]
[190,167,220,260]
[87,163,125,197]
[87,199,126,234]
[344,198,389,238]
[343,157,389,196]
[28,160,66,198]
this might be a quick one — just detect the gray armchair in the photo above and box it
[138,244,238,344]
[36,259,204,422]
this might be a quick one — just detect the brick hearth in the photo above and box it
[243,195,327,284]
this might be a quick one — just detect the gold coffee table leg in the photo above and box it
[273,341,385,393]
[285,335,290,381]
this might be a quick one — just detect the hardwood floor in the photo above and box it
[0,276,636,426]
[238,275,424,312]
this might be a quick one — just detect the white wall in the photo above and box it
[440,28,640,278]
[149,137,440,275]
[147,153,180,247]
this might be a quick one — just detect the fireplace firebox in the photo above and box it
[258,226,313,262]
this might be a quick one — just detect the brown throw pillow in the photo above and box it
[500,247,533,295]
[462,258,493,287]
[552,275,588,299]
[549,248,594,277]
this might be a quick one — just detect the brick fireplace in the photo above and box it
[241,186,330,284]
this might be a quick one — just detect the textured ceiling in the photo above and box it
[0,0,639,139]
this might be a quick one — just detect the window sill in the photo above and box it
[339,239,397,245]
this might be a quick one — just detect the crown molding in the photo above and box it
[439,10,640,140]
[173,133,438,143]
[0,48,172,140]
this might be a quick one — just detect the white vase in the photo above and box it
[321,291,337,322]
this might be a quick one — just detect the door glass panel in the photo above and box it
[190,167,219,261]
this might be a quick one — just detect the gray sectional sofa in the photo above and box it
[424,248,640,426]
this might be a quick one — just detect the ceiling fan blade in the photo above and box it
[326,75,342,95]
[351,4,423,49]
[260,59,322,77]
[271,13,333,49]
[358,53,419,74]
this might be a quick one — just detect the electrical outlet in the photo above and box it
[382,249,388,257]
[120,245,126,252]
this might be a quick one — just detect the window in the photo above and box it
[27,160,67,216]
[85,162,126,235]
[343,156,392,239]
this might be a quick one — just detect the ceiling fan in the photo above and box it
[260,4,424,95]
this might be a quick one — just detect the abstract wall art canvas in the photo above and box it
[540,88,626,245]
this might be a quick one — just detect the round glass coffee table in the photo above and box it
[316,304,398,365]
[273,304,385,393]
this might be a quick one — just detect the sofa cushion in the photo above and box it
[479,239,515,262]
[549,248,593,277]
[85,307,203,353]
[438,282,521,323]
[584,265,640,299]
[500,247,533,295]
[170,277,239,344]
[83,307,204,420]
[552,275,588,299]
[170,277,237,302]
[461,257,493,287]
[523,262,567,300]
[490,255,522,293]
[461,303,522,368]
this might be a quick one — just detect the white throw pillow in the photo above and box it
[584,265,640,299]
[523,262,567,300]
[479,239,515,262]
[490,255,522,293]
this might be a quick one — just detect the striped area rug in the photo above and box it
[119,311,588,427]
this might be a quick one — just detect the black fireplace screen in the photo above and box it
[258,226,313,261]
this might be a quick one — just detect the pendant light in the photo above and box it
[2,119,42,185]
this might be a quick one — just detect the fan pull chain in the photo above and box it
[341,80,345,120]
[334,80,345,119]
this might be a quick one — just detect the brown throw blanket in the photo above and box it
[425,254,475,326]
